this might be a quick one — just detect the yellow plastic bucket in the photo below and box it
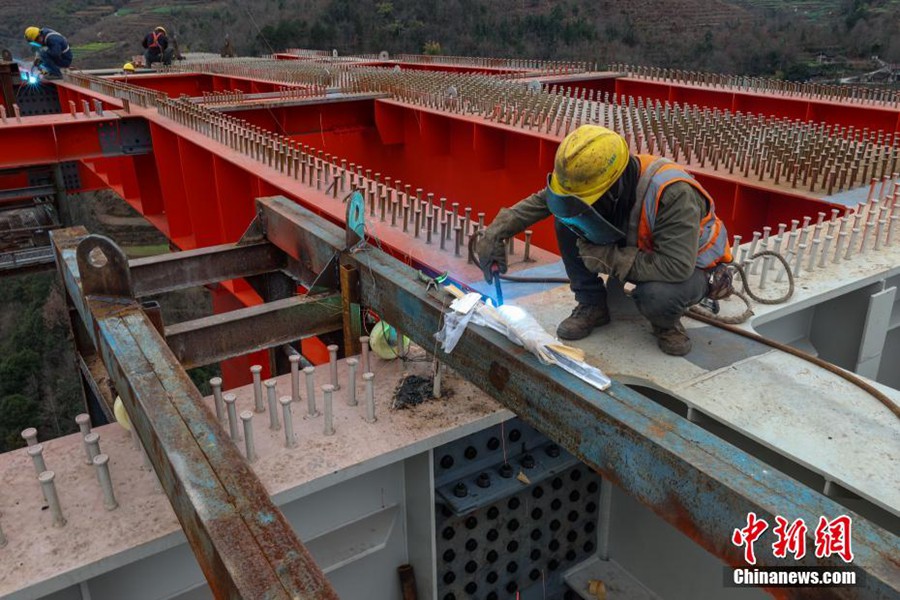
[113,396,133,431]
[369,321,409,360]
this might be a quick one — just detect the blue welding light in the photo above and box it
[28,75,38,85]
[20,71,28,81]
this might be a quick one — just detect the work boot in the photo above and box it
[651,321,691,356]
[556,301,611,340]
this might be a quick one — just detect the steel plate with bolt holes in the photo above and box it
[434,418,602,599]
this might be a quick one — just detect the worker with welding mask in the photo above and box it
[475,125,732,356]
[24,27,72,79]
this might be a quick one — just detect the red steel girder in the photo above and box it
[235,98,845,247]
[560,75,900,134]
[43,74,849,384]
[0,113,127,168]
[113,72,308,98]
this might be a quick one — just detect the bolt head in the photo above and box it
[453,482,468,498]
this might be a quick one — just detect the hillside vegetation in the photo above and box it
[1,0,897,78]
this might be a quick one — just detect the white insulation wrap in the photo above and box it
[436,292,611,391]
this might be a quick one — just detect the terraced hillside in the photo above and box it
[1,0,897,81]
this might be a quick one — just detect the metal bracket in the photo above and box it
[238,211,267,244]
[97,117,153,156]
[75,234,134,298]
[345,190,366,250]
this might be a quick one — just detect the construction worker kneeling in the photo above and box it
[142,26,173,68]
[24,26,72,79]
[475,125,732,356]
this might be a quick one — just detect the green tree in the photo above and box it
[0,394,39,449]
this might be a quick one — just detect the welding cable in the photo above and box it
[688,250,795,325]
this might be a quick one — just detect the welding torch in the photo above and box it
[490,262,504,306]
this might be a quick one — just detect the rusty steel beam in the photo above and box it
[256,195,900,597]
[51,227,338,600]
[165,293,343,369]
[130,241,287,297]
[76,352,116,421]
[0,184,56,203]
[339,264,362,356]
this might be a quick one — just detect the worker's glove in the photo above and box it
[705,262,734,300]
[33,56,41,67]
[577,238,638,281]
[474,207,531,283]
[474,234,507,283]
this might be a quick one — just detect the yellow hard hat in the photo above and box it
[123,62,135,72]
[155,26,167,35]
[549,125,629,205]
[24,27,40,41]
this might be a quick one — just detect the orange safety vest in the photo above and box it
[634,154,732,269]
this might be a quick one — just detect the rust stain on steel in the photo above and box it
[130,241,286,297]
[252,198,900,598]
[53,230,338,600]
[488,362,510,392]
[645,421,672,440]
[164,293,344,368]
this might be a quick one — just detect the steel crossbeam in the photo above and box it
[165,293,343,368]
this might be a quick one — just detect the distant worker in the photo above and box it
[220,34,236,58]
[122,62,135,80]
[24,26,72,79]
[475,125,732,356]
[142,26,173,68]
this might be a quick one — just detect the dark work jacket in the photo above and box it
[142,32,169,55]
[40,28,72,62]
